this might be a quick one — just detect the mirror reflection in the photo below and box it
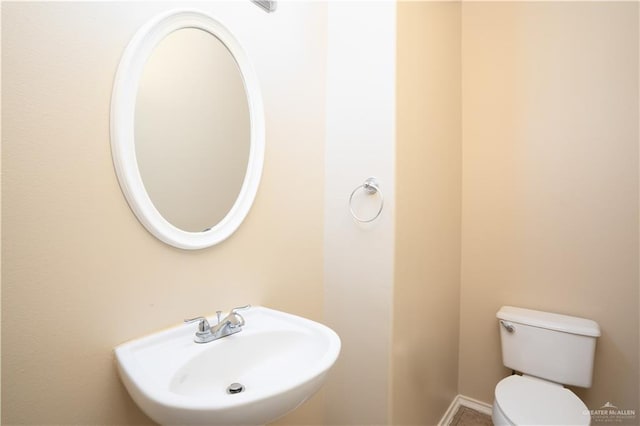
[135,28,251,233]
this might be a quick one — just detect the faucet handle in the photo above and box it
[184,316,211,333]
[228,305,251,328]
[230,305,251,314]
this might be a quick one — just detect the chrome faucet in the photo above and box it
[184,305,250,344]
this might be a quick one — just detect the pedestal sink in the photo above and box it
[115,306,341,425]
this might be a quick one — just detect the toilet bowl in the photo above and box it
[492,375,590,425]
[494,306,600,426]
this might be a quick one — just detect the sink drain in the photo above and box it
[227,383,245,394]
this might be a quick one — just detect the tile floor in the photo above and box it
[450,406,493,426]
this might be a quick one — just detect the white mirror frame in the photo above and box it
[110,10,265,250]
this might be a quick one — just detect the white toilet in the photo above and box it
[493,306,601,425]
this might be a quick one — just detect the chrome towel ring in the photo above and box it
[349,177,384,223]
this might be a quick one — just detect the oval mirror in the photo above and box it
[111,10,264,249]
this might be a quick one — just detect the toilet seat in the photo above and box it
[494,375,590,425]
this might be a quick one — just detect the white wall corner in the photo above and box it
[323,0,396,424]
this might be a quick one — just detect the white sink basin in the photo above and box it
[115,306,341,425]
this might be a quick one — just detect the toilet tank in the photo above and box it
[497,306,601,388]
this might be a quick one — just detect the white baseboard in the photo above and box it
[438,394,493,426]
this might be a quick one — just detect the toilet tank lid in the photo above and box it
[497,306,601,337]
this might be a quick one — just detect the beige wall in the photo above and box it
[393,1,461,425]
[459,1,639,419]
[1,2,327,425]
